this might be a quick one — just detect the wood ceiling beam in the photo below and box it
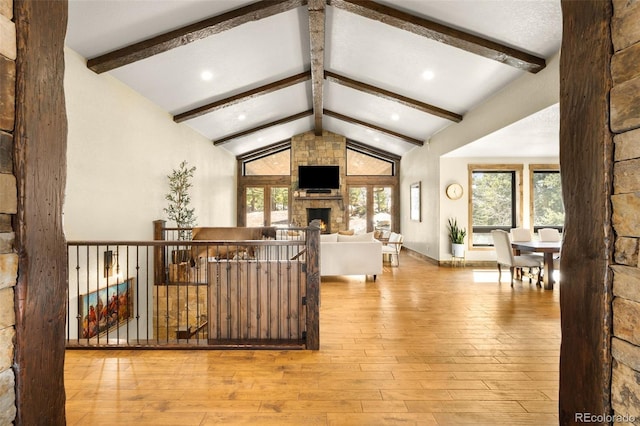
[324,109,424,146]
[87,0,307,73]
[308,0,326,135]
[328,0,546,73]
[175,71,312,123]
[213,109,314,146]
[325,70,462,122]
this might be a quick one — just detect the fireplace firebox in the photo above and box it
[307,208,331,233]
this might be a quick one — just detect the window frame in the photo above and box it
[468,164,524,249]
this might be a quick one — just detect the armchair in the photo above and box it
[381,232,403,266]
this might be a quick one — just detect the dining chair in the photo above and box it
[538,228,562,242]
[510,227,533,242]
[491,230,542,287]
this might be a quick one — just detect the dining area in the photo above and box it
[492,227,562,290]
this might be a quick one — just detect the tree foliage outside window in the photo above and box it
[348,187,367,234]
[533,171,564,229]
[471,171,515,246]
[270,187,289,226]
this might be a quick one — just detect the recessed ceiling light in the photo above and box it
[391,113,400,121]
[422,69,435,80]
[200,70,213,81]
[374,136,380,142]
[238,114,246,121]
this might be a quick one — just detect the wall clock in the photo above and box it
[446,183,463,200]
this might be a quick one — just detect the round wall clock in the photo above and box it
[446,183,463,200]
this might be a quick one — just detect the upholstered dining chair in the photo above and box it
[491,230,542,287]
[382,232,403,266]
[538,228,562,274]
[538,228,562,242]
[510,227,533,242]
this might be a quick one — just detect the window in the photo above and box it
[348,187,367,234]
[245,187,265,227]
[469,165,523,247]
[347,147,394,176]
[243,148,290,176]
[373,186,392,231]
[270,187,289,226]
[530,165,564,232]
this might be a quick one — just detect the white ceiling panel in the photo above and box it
[221,116,315,156]
[324,116,418,157]
[324,81,449,141]
[109,7,310,113]
[186,81,312,140]
[66,0,257,58]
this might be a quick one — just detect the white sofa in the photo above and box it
[319,232,383,280]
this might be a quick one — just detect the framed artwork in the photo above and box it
[410,182,421,222]
[79,278,134,339]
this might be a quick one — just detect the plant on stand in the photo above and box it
[447,217,467,258]
[164,160,197,241]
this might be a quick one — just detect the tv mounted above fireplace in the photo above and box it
[298,165,339,192]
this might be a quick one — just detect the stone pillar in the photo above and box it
[0,0,17,422]
[610,0,640,420]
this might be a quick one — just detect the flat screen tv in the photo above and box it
[298,165,340,190]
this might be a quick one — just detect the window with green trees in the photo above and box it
[470,166,522,246]
[532,169,564,231]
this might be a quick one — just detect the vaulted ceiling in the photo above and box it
[65,0,562,157]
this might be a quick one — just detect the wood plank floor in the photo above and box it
[65,253,560,425]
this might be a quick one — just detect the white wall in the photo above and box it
[64,48,236,240]
[401,52,560,261]
[439,156,559,262]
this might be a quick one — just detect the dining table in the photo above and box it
[511,240,562,290]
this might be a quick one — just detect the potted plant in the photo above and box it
[164,160,197,239]
[447,217,467,258]
[164,161,197,280]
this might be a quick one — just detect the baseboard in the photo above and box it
[402,247,495,268]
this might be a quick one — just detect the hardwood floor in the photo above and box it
[65,253,560,425]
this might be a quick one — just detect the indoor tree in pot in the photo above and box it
[164,160,197,241]
[447,217,467,258]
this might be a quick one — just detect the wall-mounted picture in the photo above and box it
[410,181,421,222]
[79,278,133,339]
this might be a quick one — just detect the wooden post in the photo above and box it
[305,223,320,350]
[13,1,68,424]
[559,1,614,423]
[154,219,166,285]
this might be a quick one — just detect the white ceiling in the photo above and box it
[444,103,560,158]
[65,0,562,157]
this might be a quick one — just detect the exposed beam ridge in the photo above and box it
[87,0,308,73]
[308,0,326,135]
[325,70,462,122]
[175,71,312,123]
[213,109,314,146]
[328,0,546,73]
[324,109,424,146]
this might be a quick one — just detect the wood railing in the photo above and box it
[66,224,320,350]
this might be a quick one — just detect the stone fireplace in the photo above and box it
[307,208,331,233]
